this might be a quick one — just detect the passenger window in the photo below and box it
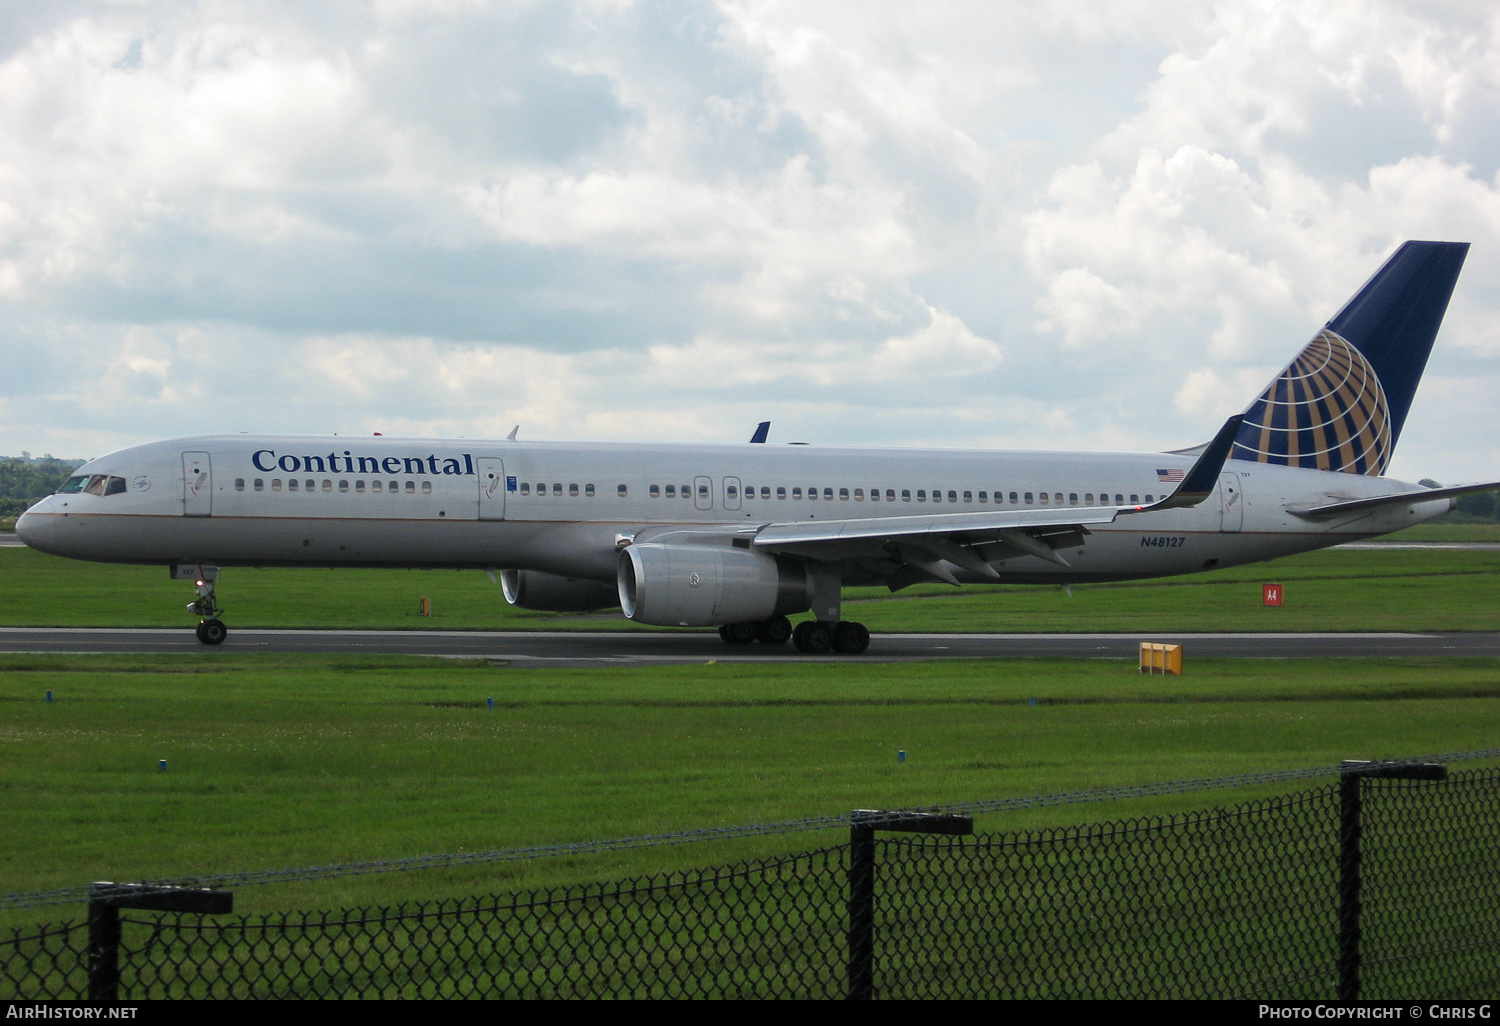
[930,490,940,503]
[699,484,709,497]
[1009,492,1019,504]
[917,490,927,501]
[235,478,245,492]
[339,480,349,492]
[962,491,971,502]
[868,489,878,502]
[978,491,987,503]
[664,484,674,497]
[901,489,911,501]
[552,483,562,496]
[422,482,432,494]
[254,479,264,492]
[807,486,817,501]
[1114,493,1123,504]
[650,484,660,498]
[1130,494,1139,504]
[761,487,770,499]
[1055,493,1063,504]
[356,480,366,493]
[1024,492,1033,504]
[792,487,802,499]
[886,489,896,501]
[1145,494,1153,503]
[618,484,628,497]
[323,480,333,492]
[777,486,786,499]
[290,479,300,492]
[727,485,738,499]
[368,481,377,493]
[853,489,863,501]
[1085,493,1094,505]
[404,481,414,494]
[949,490,958,502]
[272,479,282,492]
[586,484,595,497]
[1039,492,1048,505]
[521,483,531,495]
[569,483,579,497]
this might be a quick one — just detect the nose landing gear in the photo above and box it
[173,564,227,645]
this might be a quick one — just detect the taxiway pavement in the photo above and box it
[2,627,1498,666]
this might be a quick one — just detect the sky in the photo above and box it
[1,0,1497,484]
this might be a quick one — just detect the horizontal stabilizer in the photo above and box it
[1288,480,1500,520]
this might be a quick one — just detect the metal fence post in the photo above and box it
[1336,761,1447,1001]
[846,810,973,1000]
[86,888,121,1002]
[84,882,234,1001]
[848,819,877,1001]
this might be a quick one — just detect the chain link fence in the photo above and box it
[5,764,1498,999]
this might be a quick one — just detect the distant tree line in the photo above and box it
[0,455,86,518]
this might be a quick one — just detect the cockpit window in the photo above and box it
[59,474,126,496]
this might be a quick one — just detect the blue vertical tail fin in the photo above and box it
[1231,240,1468,476]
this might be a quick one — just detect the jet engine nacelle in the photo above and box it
[617,542,811,626]
[500,570,619,612]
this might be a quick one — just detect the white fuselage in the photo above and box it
[17,433,1451,587]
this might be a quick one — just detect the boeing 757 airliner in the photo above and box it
[17,241,1497,653]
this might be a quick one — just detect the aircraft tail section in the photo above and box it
[1231,240,1468,476]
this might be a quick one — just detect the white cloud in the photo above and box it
[0,0,1495,484]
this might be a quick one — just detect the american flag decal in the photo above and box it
[1156,469,1184,483]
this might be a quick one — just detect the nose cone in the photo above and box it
[15,505,56,553]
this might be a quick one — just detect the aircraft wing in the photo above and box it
[750,415,1243,581]
[1287,480,1500,520]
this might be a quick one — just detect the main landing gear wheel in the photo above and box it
[792,619,834,654]
[833,620,870,655]
[717,616,794,647]
[718,622,758,645]
[790,619,869,655]
[195,619,228,645]
[754,615,792,645]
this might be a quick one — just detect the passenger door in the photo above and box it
[478,458,507,520]
[182,451,212,517]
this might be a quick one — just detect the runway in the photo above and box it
[2,627,1498,665]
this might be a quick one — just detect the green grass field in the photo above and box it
[2,653,1499,927]
[2,522,1499,930]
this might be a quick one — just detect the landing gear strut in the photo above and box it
[716,567,868,655]
[180,566,228,645]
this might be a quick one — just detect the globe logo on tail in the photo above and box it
[1232,329,1392,476]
